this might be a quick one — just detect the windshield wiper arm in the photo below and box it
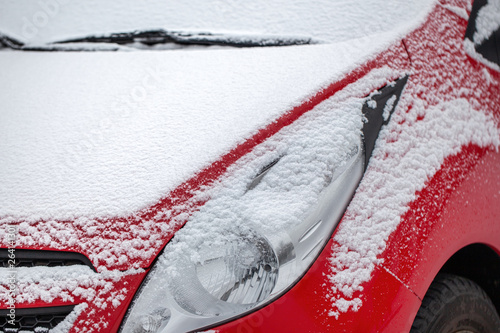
[0,33,24,50]
[57,29,315,48]
[0,31,123,51]
[0,29,316,52]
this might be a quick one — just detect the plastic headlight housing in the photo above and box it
[120,135,364,333]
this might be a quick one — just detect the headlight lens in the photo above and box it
[169,229,279,316]
[121,97,365,333]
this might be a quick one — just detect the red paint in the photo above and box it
[208,2,500,332]
[378,0,500,303]
[381,145,500,299]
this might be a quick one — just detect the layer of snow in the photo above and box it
[0,1,448,330]
[0,265,141,304]
[329,98,500,317]
[51,304,86,333]
[124,67,400,332]
[158,68,402,271]
[0,0,436,45]
[328,16,500,315]
[0,68,400,333]
[439,3,469,20]
[161,84,365,271]
[0,265,143,332]
[1,33,403,222]
[327,3,500,317]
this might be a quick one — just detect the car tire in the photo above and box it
[410,273,500,333]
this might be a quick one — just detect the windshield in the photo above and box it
[0,0,435,50]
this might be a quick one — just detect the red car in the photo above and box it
[1,0,500,332]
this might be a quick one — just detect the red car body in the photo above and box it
[213,2,500,332]
[1,0,500,332]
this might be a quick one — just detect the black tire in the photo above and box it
[411,274,500,333]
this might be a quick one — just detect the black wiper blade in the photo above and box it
[0,31,123,51]
[0,29,316,52]
[56,29,315,48]
[0,32,24,50]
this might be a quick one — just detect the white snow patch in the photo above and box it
[367,99,377,109]
[0,266,142,306]
[329,297,363,318]
[366,89,382,110]
[482,67,494,85]
[51,303,87,333]
[382,95,397,121]
[439,3,469,20]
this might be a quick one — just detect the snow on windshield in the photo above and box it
[0,0,435,45]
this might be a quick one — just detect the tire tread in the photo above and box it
[410,274,500,333]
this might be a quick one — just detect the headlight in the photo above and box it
[121,97,366,333]
[169,228,279,317]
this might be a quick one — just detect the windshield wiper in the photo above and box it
[0,29,316,52]
[58,29,315,47]
[0,33,24,50]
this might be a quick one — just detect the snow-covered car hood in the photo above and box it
[0,38,403,269]
[0,18,431,273]
[1,38,402,222]
[0,0,441,274]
